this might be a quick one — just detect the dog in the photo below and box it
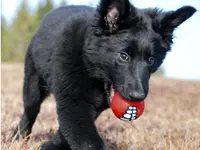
[13,0,196,149]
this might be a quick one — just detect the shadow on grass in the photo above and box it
[33,132,118,150]
[2,128,118,150]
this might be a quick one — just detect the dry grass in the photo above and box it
[1,64,200,150]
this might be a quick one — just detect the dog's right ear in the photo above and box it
[96,0,131,33]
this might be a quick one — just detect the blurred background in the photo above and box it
[1,0,200,80]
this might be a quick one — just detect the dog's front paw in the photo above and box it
[80,139,106,150]
[39,141,67,150]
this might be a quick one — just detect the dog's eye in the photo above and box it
[148,57,155,66]
[120,52,130,62]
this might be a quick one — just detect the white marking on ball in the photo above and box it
[124,114,131,119]
[132,117,136,120]
[120,117,130,121]
[132,110,137,113]
[126,110,132,114]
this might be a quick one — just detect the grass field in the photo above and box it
[1,64,200,150]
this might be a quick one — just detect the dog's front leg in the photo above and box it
[57,94,105,150]
[40,88,106,150]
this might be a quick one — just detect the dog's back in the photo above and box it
[28,6,95,83]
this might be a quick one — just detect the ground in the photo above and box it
[1,64,200,150]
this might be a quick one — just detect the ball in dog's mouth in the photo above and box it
[109,85,145,121]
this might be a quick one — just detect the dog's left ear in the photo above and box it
[156,6,196,47]
[162,6,196,29]
[96,0,131,33]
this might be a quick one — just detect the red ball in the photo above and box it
[111,92,145,121]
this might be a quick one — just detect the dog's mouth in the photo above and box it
[105,83,116,106]
[109,84,115,104]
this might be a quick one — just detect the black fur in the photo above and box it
[13,0,196,149]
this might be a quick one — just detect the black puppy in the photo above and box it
[13,0,196,149]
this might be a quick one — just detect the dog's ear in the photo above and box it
[154,6,196,48]
[96,0,131,33]
[161,6,196,30]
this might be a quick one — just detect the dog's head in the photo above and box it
[84,0,196,102]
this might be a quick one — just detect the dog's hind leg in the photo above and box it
[12,51,49,140]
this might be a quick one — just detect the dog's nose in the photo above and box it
[129,92,146,101]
